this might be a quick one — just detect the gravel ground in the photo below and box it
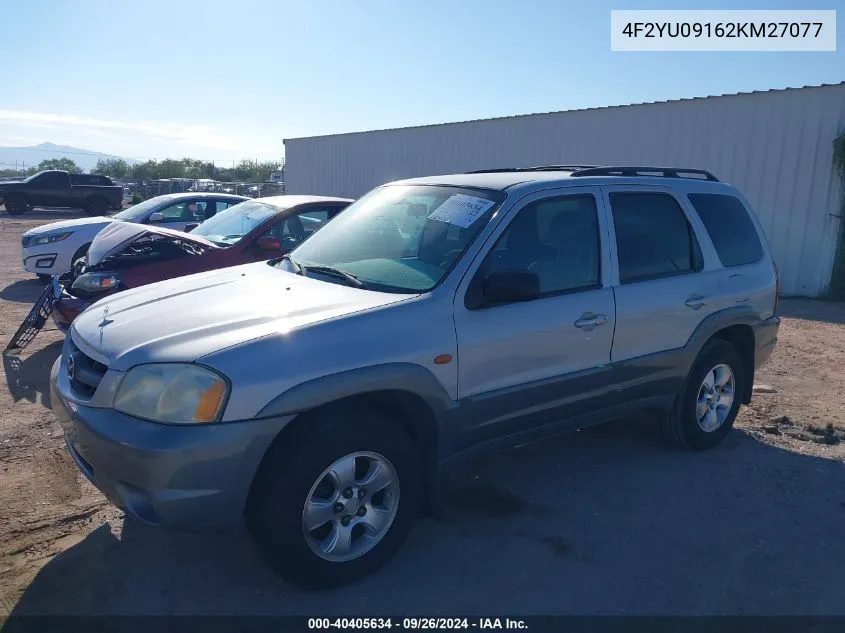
[0,209,844,616]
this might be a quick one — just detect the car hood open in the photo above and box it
[86,220,217,266]
[70,261,415,371]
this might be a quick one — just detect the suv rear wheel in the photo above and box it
[246,405,421,589]
[662,338,745,450]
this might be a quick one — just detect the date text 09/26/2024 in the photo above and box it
[308,618,528,630]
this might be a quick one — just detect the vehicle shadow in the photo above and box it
[778,298,845,325]
[0,279,46,303]
[2,341,62,408]
[5,417,845,616]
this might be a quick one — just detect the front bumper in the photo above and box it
[50,355,294,528]
[23,250,61,275]
[752,315,780,370]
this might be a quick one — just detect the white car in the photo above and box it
[21,192,247,278]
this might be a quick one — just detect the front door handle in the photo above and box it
[685,294,706,310]
[574,312,608,331]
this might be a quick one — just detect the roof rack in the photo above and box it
[570,166,719,181]
[466,165,599,174]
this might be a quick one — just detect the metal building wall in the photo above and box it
[284,84,845,297]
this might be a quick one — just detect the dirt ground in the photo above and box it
[0,209,844,616]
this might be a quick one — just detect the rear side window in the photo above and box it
[687,194,763,267]
[70,174,112,186]
[609,192,702,284]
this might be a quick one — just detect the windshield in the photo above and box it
[286,185,504,293]
[113,196,172,222]
[191,200,277,246]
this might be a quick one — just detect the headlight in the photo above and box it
[71,271,123,293]
[24,231,73,247]
[114,364,229,424]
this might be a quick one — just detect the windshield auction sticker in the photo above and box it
[611,10,836,51]
[428,195,496,229]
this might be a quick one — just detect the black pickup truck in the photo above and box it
[0,170,123,216]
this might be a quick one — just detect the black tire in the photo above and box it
[84,197,108,216]
[4,194,27,215]
[71,243,90,267]
[662,339,745,450]
[246,405,421,589]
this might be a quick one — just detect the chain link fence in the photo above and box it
[116,179,285,201]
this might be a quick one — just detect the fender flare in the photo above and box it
[256,362,455,421]
[684,305,761,362]
[680,305,763,402]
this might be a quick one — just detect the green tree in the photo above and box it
[34,158,82,173]
[120,156,283,183]
[93,158,130,178]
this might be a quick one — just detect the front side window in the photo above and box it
[610,192,702,283]
[31,171,68,189]
[152,200,207,223]
[287,185,504,293]
[476,194,601,298]
[687,193,763,267]
[114,196,172,222]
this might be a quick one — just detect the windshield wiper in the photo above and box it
[303,264,366,289]
[279,254,303,274]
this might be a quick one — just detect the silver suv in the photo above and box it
[51,166,780,588]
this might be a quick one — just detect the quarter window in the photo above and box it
[687,193,763,267]
[609,192,702,283]
[478,194,601,299]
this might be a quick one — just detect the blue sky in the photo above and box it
[0,0,841,163]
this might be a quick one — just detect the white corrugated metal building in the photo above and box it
[284,83,845,297]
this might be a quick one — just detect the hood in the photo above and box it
[70,261,414,371]
[87,220,217,266]
[0,180,24,189]
[23,216,114,237]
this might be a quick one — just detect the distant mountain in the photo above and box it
[0,142,136,172]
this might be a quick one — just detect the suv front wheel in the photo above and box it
[246,405,421,589]
[662,338,745,450]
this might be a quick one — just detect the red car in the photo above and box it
[52,195,352,330]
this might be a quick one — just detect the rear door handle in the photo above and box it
[574,313,608,331]
[685,294,706,310]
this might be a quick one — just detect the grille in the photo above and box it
[67,339,108,399]
[5,283,57,355]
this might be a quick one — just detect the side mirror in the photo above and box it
[482,270,540,305]
[183,223,199,232]
[148,211,164,223]
[257,236,281,251]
